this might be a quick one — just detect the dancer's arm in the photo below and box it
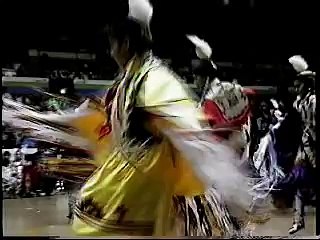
[3,97,110,151]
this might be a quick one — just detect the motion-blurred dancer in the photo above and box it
[187,35,272,231]
[71,6,251,235]
[188,35,250,155]
[287,55,316,234]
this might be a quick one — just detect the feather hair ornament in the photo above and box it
[187,34,218,106]
[187,35,212,60]
[128,0,153,39]
[128,0,153,26]
[187,34,217,69]
[288,55,309,73]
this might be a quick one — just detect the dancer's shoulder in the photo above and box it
[136,66,191,107]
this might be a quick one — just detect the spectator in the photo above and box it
[21,150,42,197]
[255,100,274,139]
[2,131,16,149]
[2,151,11,167]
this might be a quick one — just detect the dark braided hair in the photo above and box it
[192,59,218,80]
[105,17,153,58]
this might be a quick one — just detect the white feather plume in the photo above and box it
[163,129,253,214]
[288,55,309,73]
[187,35,212,60]
[128,0,153,27]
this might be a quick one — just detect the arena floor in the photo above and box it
[2,195,316,237]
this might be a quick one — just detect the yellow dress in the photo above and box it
[70,54,207,236]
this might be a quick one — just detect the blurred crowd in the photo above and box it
[2,87,80,199]
[2,125,90,200]
[2,146,64,199]
[2,59,110,80]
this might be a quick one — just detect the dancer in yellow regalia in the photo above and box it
[70,15,252,235]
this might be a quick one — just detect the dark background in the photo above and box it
[2,0,319,80]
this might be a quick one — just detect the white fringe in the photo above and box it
[2,97,93,151]
[163,129,252,212]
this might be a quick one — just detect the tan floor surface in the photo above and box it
[2,195,316,237]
